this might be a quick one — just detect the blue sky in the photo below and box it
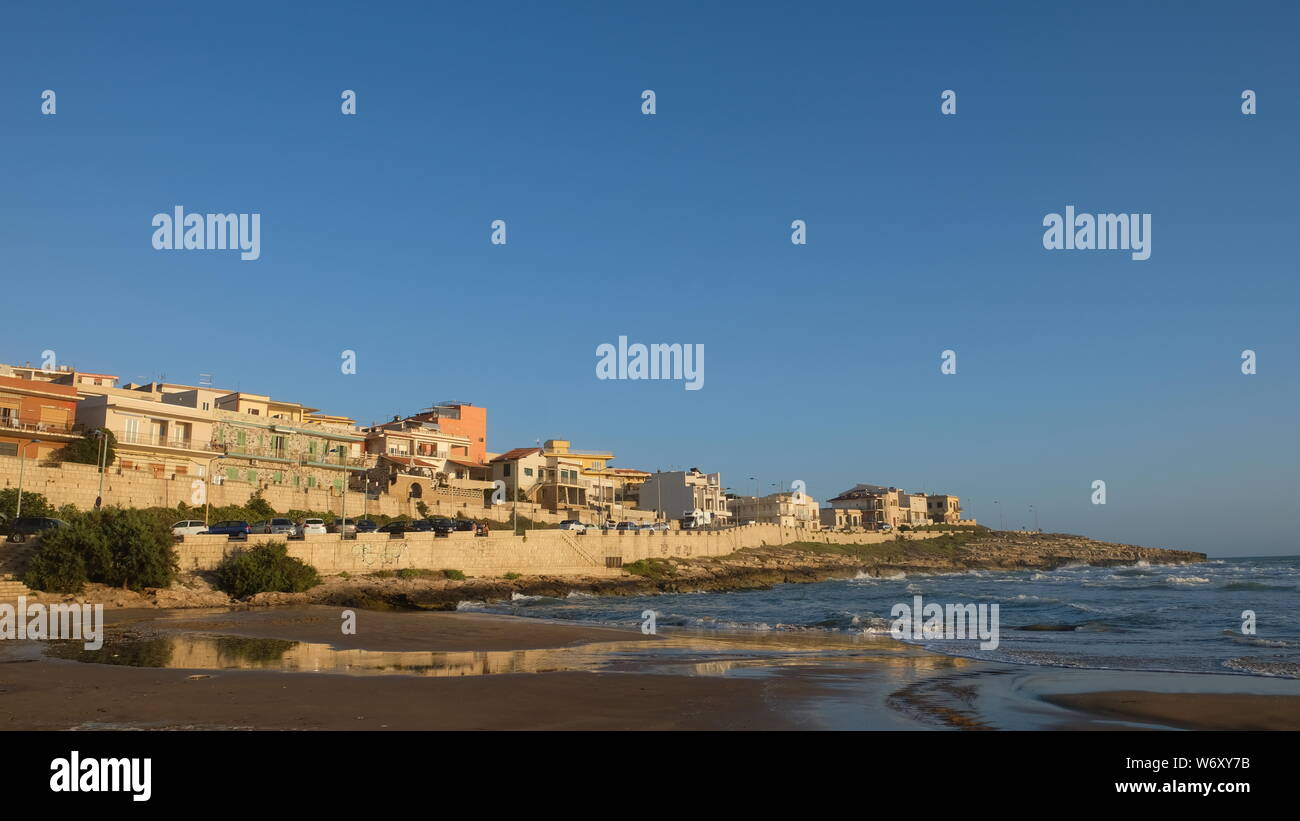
[2,1,1296,556]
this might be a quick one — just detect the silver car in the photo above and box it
[253,518,297,536]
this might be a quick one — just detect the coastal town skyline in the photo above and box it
[4,1,1296,559]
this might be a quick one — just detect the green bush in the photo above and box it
[622,559,676,580]
[23,507,177,593]
[441,569,466,580]
[215,541,321,599]
[23,530,89,593]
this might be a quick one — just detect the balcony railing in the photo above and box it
[116,429,216,450]
[0,415,80,436]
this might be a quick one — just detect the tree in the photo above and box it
[56,427,117,467]
[0,488,53,523]
[246,491,275,519]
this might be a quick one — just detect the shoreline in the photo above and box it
[2,604,1295,731]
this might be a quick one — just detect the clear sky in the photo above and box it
[2,2,1297,556]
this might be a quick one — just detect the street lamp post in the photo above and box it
[204,454,227,526]
[332,446,348,539]
[94,429,108,509]
[15,438,40,519]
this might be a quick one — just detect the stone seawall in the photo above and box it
[176,525,928,578]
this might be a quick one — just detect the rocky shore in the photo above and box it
[19,530,1206,611]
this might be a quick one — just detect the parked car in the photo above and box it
[559,520,587,533]
[204,520,252,540]
[353,519,378,533]
[452,519,478,533]
[4,516,70,543]
[378,520,412,535]
[328,517,361,535]
[170,520,209,538]
[253,518,297,536]
[615,521,641,533]
[643,521,669,532]
[429,517,455,536]
[298,518,328,536]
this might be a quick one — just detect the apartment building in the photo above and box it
[729,491,820,528]
[819,507,863,530]
[0,374,82,460]
[408,402,488,464]
[490,447,590,511]
[359,415,486,499]
[638,468,731,525]
[76,392,220,478]
[927,494,962,524]
[829,484,938,528]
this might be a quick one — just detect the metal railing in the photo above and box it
[116,429,216,450]
[0,415,79,435]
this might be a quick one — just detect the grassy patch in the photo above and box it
[622,558,677,580]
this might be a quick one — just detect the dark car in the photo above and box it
[378,521,412,535]
[204,520,252,540]
[453,519,477,533]
[429,517,456,536]
[353,519,378,533]
[4,516,70,543]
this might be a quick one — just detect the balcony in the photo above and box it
[215,442,295,462]
[117,429,217,452]
[0,415,82,439]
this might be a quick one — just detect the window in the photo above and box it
[502,464,512,477]
[273,471,283,484]
[524,468,533,477]
[0,443,16,457]
[202,402,210,411]
[308,476,317,488]
[248,408,259,416]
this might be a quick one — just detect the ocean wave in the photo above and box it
[1219,582,1297,592]
[1222,657,1300,679]
[1165,575,1211,585]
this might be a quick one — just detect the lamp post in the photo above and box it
[15,438,40,519]
[204,454,227,526]
[94,429,109,509]
[332,446,348,539]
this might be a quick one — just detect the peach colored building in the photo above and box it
[0,374,82,460]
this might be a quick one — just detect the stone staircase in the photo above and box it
[0,574,32,599]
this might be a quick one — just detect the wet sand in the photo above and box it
[0,606,815,730]
[1043,691,1300,731]
[3,605,1297,730]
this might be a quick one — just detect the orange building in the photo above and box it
[411,402,488,464]
[0,375,82,459]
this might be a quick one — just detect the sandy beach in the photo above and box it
[1,604,1296,731]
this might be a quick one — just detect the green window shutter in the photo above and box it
[236,431,246,447]
[246,470,256,482]
[333,479,343,491]
[226,468,238,481]
[293,474,300,487]
[308,476,316,488]
[273,471,282,483]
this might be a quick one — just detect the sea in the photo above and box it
[458,555,1300,679]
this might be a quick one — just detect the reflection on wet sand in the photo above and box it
[47,628,972,682]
